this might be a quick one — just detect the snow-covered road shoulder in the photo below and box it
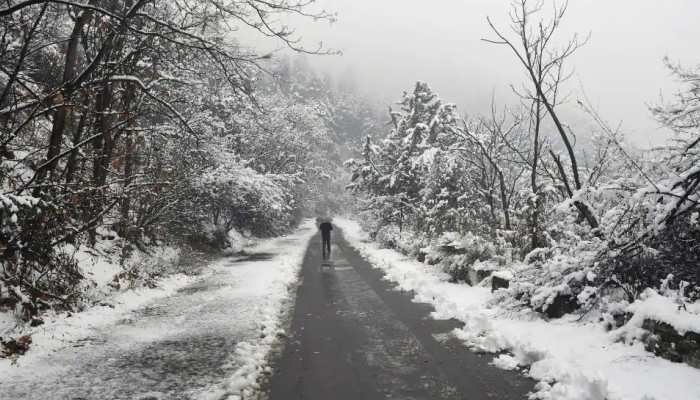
[335,217,700,400]
[0,221,317,400]
[0,248,197,369]
[197,220,317,400]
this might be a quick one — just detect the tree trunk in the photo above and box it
[64,107,88,184]
[88,83,112,245]
[530,99,543,249]
[119,83,138,238]
[33,9,93,194]
[529,70,599,231]
[497,169,511,230]
[92,84,113,187]
[119,131,135,238]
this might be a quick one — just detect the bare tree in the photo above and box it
[453,104,526,232]
[484,0,599,231]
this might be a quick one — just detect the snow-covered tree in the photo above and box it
[0,0,337,315]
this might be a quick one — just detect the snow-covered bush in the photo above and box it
[107,245,180,292]
[371,224,429,257]
[347,72,698,319]
[0,195,84,318]
[186,163,298,240]
[424,232,499,282]
[588,60,700,301]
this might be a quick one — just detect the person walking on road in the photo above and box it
[319,220,333,259]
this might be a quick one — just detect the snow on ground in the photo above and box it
[196,219,317,399]
[1,274,195,355]
[1,238,187,357]
[335,217,700,400]
[0,245,195,370]
[0,312,14,335]
[623,289,700,335]
[0,220,316,400]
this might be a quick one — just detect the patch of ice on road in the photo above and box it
[335,217,700,400]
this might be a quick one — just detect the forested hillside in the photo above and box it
[0,0,374,328]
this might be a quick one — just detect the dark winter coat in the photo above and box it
[319,222,333,238]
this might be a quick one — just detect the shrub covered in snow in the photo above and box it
[0,195,83,318]
[346,68,699,336]
[174,161,299,244]
[424,231,498,282]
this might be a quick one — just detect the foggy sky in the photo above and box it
[244,0,700,148]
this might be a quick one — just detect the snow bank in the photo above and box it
[336,217,700,400]
[492,354,520,370]
[2,221,316,399]
[1,239,188,365]
[76,238,180,289]
[223,228,251,254]
[0,272,196,372]
[624,289,700,335]
[0,312,15,335]
[195,220,317,400]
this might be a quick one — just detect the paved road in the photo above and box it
[266,231,533,400]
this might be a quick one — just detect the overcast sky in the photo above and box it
[244,0,700,148]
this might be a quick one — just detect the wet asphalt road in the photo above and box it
[266,232,533,400]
